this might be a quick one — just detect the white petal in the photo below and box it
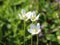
[31,32,36,35]
[21,9,26,15]
[28,29,32,33]
[38,29,41,33]
[31,29,37,35]
[32,11,36,16]
[28,29,34,34]
[37,23,40,29]
[26,11,32,19]
[36,29,41,34]
[18,14,23,20]
[30,23,36,29]
[35,14,40,21]
[32,29,41,35]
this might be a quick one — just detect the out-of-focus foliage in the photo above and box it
[0,0,60,45]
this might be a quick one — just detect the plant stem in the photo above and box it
[31,35,32,45]
[49,41,51,45]
[47,43,49,45]
[24,21,26,45]
[37,34,38,45]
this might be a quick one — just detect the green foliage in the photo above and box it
[0,0,60,45]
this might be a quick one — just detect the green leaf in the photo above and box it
[18,30,24,36]
[56,30,60,36]
[12,0,26,5]
[46,34,56,41]
[0,30,2,41]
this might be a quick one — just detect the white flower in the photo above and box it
[30,11,40,21]
[18,9,32,21]
[28,23,41,35]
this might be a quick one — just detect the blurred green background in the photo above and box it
[0,0,60,45]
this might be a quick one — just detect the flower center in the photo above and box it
[31,16,35,20]
[33,29,37,33]
[22,15,27,19]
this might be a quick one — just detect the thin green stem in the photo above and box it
[31,21,34,45]
[46,41,51,45]
[24,21,26,45]
[47,43,49,45]
[31,35,32,45]
[37,34,38,45]
[49,41,51,45]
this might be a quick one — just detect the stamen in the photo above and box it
[33,29,37,33]
[31,16,35,20]
[22,15,27,19]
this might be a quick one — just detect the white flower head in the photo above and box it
[28,23,41,35]
[18,9,32,21]
[30,11,40,21]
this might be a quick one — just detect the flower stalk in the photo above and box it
[31,35,32,45]
[24,20,26,45]
[37,34,38,45]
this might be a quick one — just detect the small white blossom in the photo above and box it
[28,23,41,35]
[18,9,32,21]
[30,11,40,21]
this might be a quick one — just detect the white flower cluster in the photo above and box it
[18,9,40,21]
[18,9,41,35]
